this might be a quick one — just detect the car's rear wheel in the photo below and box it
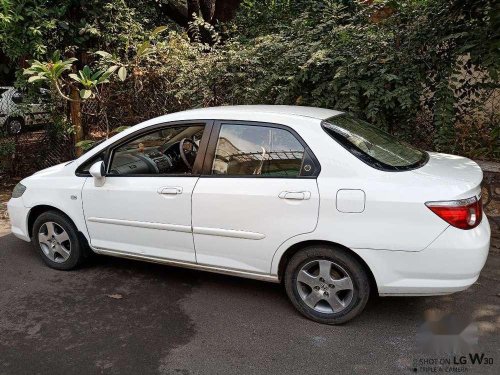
[6,117,23,135]
[32,211,85,270]
[284,245,370,324]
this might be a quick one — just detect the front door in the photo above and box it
[82,122,210,262]
[192,122,320,274]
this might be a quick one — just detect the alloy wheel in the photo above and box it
[296,259,354,314]
[38,222,71,263]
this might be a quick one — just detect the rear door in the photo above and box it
[192,121,320,274]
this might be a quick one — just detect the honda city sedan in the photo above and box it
[7,105,490,324]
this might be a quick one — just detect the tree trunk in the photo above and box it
[187,0,201,19]
[214,0,242,22]
[70,87,84,157]
[200,0,216,22]
[159,0,242,26]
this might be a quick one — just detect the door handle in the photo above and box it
[158,187,183,195]
[278,191,311,200]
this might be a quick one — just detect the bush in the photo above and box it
[92,1,497,160]
[38,1,499,161]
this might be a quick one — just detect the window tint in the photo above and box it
[322,115,428,171]
[212,124,307,177]
[109,125,204,176]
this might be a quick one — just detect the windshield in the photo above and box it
[322,115,428,171]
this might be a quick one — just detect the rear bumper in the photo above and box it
[6,198,31,242]
[356,216,490,296]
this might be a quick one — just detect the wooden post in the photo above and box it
[70,87,83,157]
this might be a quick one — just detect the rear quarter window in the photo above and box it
[322,115,428,171]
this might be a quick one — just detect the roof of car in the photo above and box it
[156,105,343,122]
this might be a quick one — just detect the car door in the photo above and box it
[82,121,212,262]
[192,121,320,274]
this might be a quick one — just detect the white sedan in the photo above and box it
[7,105,490,324]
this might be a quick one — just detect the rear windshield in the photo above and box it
[322,115,428,171]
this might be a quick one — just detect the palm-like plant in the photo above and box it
[68,65,118,99]
[23,51,77,100]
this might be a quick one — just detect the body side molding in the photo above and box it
[87,217,192,233]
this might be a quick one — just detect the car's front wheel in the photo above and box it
[32,211,85,270]
[284,245,370,324]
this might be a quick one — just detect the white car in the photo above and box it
[7,105,490,324]
[0,86,51,134]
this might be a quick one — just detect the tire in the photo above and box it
[32,211,85,270]
[284,245,370,325]
[6,117,24,135]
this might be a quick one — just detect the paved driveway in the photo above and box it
[0,231,499,374]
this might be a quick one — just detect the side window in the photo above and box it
[108,124,205,176]
[212,124,314,177]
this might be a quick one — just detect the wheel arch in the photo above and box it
[276,240,379,295]
[7,115,24,122]
[27,205,88,244]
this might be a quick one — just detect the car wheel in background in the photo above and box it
[6,117,24,135]
[32,211,85,270]
[284,245,370,324]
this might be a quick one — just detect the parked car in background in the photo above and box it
[7,105,490,324]
[0,86,51,135]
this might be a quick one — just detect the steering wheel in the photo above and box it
[179,138,199,170]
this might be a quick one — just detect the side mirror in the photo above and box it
[89,161,106,187]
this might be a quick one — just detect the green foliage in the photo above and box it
[0,0,164,62]
[69,65,116,99]
[75,139,96,151]
[0,138,15,157]
[23,51,76,83]
[113,126,131,133]
[138,0,497,159]
[93,25,169,85]
[23,51,119,100]
[3,0,499,161]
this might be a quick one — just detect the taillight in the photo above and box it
[425,196,482,230]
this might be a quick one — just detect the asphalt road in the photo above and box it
[0,232,498,375]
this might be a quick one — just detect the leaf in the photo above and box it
[137,41,151,57]
[27,75,46,82]
[95,50,112,58]
[97,72,112,83]
[82,65,91,77]
[68,73,80,82]
[117,66,127,81]
[63,57,78,64]
[151,26,168,37]
[106,65,119,73]
[91,69,105,80]
[80,89,92,99]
